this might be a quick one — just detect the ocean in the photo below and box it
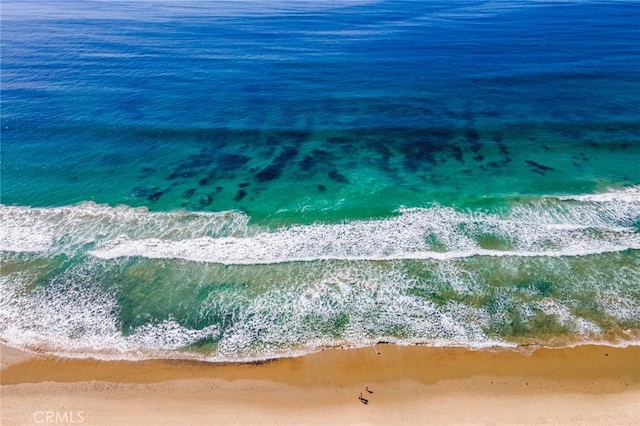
[1,0,639,362]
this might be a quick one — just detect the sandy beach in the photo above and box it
[2,343,639,425]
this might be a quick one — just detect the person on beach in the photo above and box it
[358,393,369,404]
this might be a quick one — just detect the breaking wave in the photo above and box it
[2,186,639,264]
[1,186,639,362]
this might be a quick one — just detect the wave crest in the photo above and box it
[2,188,639,264]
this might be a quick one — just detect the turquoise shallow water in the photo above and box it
[1,0,639,361]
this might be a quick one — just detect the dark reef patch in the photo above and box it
[328,169,349,184]
[317,184,327,192]
[371,141,393,160]
[169,170,196,180]
[297,148,335,175]
[492,133,510,155]
[168,148,248,183]
[466,129,481,153]
[283,130,311,144]
[147,190,164,202]
[255,164,282,182]
[431,127,454,142]
[466,128,479,143]
[327,136,352,144]
[234,189,247,201]
[312,148,332,158]
[572,152,589,168]
[139,167,156,178]
[526,160,555,173]
[170,149,214,181]
[276,146,299,163]
[183,188,197,199]
[217,153,250,171]
[255,146,299,182]
[402,143,437,170]
[132,186,163,201]
[451,146,464,162]
[299,155,316,171]
[370,141,393,171]
[199,194,213,206]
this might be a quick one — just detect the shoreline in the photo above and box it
[3,343,640,425]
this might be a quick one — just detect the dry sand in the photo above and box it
[2,343,639,425]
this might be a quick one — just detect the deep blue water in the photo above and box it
[1,0,639,361]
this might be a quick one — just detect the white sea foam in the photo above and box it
[2,190,638,264]
[1,248,638,362]
[0,202,250,254]
[87,232,639,264]
[0,226,52,253]
[87,198,639,263]
[0,256,512,362]
[535,298,602,336]
[0,270,221,356]
[1,190,638,361]
[0,271,126,354]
